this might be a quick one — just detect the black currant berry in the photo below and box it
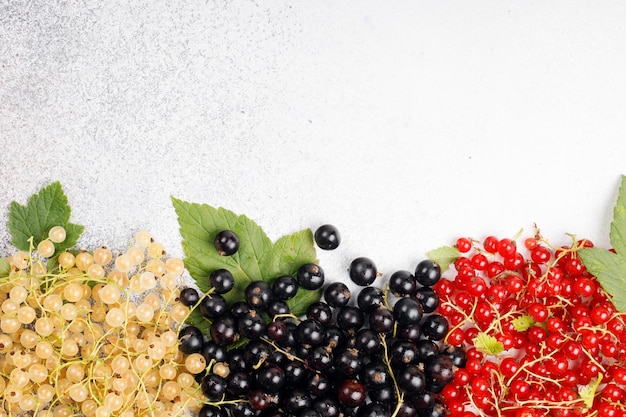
[179,287,200,306]
[308,372,333,397]
[414,259,441,287]
[337,379,367,408]
[425,354,455,385]
[238,310,266,340]
[388,270,417,296]
[210,315,240,346]
[245,280,273,310]
[336,306,365,331]
[314,224,341,250]
[209,269,235,294]
[198,405,228,417]
[420,314,449,341]
[334,348,363,376]
[396,364,426,393]
[267,300,290,317]
[271,275,299,300]
[369,307,395,334]
[178,325,204,354]
[214,230,240,256]
[415,286,439,313]
[349,257,377,286]
[201,341,228,363]
[323,282,351,308]
[357,286,384,313]
[295,319,325,347]
[201,374,227,400]
[226,371,251,397]
[390,340,419,365]
[297,263,325,290]
[255,364,285,393]
[199,294,228,319]
[357,402,392,417]
[307,301,333,326]
[314,397,341,417]
[392,297,423,326]
[282,388,312,414]
[443,345,467,368]
[361,362,391,389]
[354,328,381,355]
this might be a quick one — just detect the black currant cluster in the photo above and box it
[177,225,465,417]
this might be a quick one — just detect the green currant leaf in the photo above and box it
[578,374,603,409]
[172,197,319,311]
[185,306,211,334]
[0,257,10,279]
[512,315,536,332]
[473,332,504,355]
[426,245,460,273]
[610,175,626,256]
[578,247,626,312]
[7,182,84,253]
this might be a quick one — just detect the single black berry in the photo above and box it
[178,325,204,354]
[214,230,240,256]
[271,275,299,300]
[314,224,341,250]
[245,280,273,310]
[415,259,441,287]
[179,287,200,306]
[209,269,235,294]
[349,257,377,286]
[388,270,417,296]
[297,263,325,290]
[323,282,351,308]
[392,297,423,326]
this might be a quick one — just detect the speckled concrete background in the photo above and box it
[2,1,626,281]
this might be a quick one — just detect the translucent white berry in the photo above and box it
[48,226,67,243]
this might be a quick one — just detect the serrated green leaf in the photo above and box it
[287,288,324,317]
[172,197,273,304]
[473,332,504,355]
[172,197,320,314]
[512,315,536,331]
[579,247,626,312]
[610,175,626,256]
[0,258,10,279]
[578,374,602,409]
[269,229,318,278]
[426,245,460,273]
[7,182,84,252]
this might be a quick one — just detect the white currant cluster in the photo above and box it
[0,227,205,417]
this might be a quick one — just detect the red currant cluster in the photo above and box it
[433,234,626,417]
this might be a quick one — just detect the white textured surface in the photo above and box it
[2,1,626,281]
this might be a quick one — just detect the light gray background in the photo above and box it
[2,1,626,283]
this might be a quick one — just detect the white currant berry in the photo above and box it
[37,240,55,258]
[135,230,153,248]
[48,226,67,243]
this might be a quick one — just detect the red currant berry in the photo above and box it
[456,237,472,253]
[497,238,517,258]
[527,302,549,322]
[530,245,551,264]
[524,237,538,250]
[483,236,499,253]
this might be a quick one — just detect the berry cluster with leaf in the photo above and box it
[0,177,625,417]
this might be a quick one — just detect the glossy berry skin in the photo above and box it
[420,314,449,341]
[357,286,384,313]
[297,263,325,290]
[201,374,227,400]
[397,365,426,393]
[214,230,240,256]
[349,257,378,286]
[199,294,229,319]
[178,325,204,354]
[314,224,341,250]
[337,379,367,408]
[415,259,441,287]
[393,297,423,326]
[209,269,235,294]
[245,281,273,310]
[388,270,417,296]
[324,282,351,308]
[271,275,299,300]
[179,287,200,306]
[210,316,240,346]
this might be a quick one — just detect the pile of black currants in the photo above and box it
[177,225,465,417]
